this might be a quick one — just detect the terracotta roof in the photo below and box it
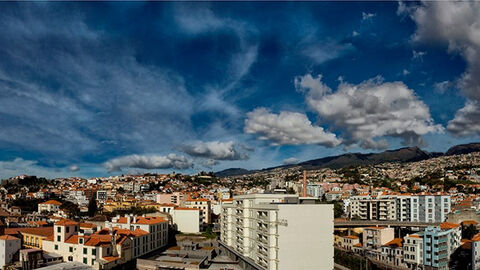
[80,223,97,229]
[462,220,479,226]
[472,233,480,242]
[102,256,121,262]
[175,207,200,211]
[0,235,19,240]
[65,235,80,244]
[440,222,461,230]
[40,200,62,205]
[407,234,421,239]
[55,219,78,226]
[383,238,403,248]
[343,235,359,239]
[353,243,362,247]
[19,227,54,237]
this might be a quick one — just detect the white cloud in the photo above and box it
[68,165,80,172]
[403,69,410,76]
[407,1,480,136]
[244,108,341,147]
[282,157,299,165]
[201,159,220,169]
[181,141,249,160]
[0,158,75,179]
[362,12,376,21]
[412,50,427,61]
[302,41,354,65]
[434,80,452,94]
[295,74,443,149]
[104,154,193,172]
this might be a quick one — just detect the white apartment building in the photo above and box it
[403,234,424,269]
[106,215,169,254]
[38,200,62,213]
[184,198,211,224]
[42,216,168,269]
[220,194,333,270]
[472,233,480,270]
[363,227,395,250]
[0,235,21,268]
[349,196,397,220]
[347,193,451,223]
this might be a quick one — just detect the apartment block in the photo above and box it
[423,226,450,270]
[403,233,424,269]
[347,193,451,223]
[220,194,333,270]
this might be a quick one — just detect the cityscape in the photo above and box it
[1,1,480,270]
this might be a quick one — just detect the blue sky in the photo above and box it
[0,1,479,179]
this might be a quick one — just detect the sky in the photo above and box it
[0,1,480,179]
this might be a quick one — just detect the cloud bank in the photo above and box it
[181,141,249,160]
[295,74,443,149]
[244,108,341,147]
[104,154,193,172]
[406,1,480,136]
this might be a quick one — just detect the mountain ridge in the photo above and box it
[215,142,480,177]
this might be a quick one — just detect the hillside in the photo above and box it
[215,142,480,177]
[445,143,480,156]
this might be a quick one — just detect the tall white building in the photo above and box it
[347,193,450,223]
[0,235,21,268]
[220,194,333,270]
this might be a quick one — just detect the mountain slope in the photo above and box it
[215,142,480,177]
[445,143,480,156]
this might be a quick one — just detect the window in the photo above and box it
[83,258,87,264]
[69,247,73,252]
[57,236,61,242]
[66,227,69,233]
[92,248,96,255]
[83,248,87,254]
[68,256,73,261]
[55,245,58,250]
[79,238,83,244]
[57,227,61,233]
[92,259,96,265]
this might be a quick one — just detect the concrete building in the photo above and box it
[306,184,323,198]
[220,194,333,270]
[418,194,451,223]
[185,198,211,224]
[172,208,201,233]
[347,194,451,223]
[0,235,21,268]
[362,227,395,250]
[156,192,184,206]
[472,233,480,270]
[381,238,405,268]
[38,200,62,213]
[403,233,424,269]
[340,235,360,251]
[423,226,450,270]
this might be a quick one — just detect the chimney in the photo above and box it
[302,170,307,197]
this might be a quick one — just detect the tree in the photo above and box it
[88,195,98,217]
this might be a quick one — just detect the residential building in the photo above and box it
[171,208,201,233]
[423,226,450,270]
[403,233,424,269]
[38,200,62,213]
[0,235,21,268]
[220,194,333,270]
[381,238,405,268]
[363,227,394,250]
[341,235,359,251]
[184,198,211,224]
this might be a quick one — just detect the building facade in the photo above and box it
[220,194,333,270]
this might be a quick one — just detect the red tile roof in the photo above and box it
[40,200,62,205]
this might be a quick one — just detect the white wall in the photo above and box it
[277,204,333,270]
[0,238,21,268]
[172,209,200,233]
